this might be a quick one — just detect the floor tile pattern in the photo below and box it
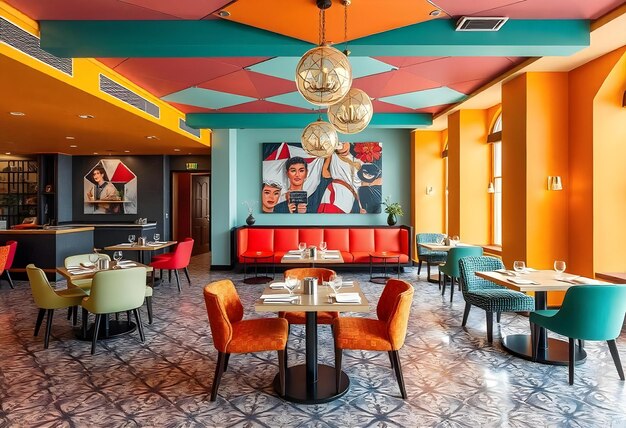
[1,258,625,427]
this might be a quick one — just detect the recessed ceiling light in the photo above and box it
[174,149,181,152]
[78,114,95,119]
[124,150,130,153]
[217,10,230,17]
[93,152,99,155]
[146,135,159,140]
[69,145,78,148]
[429,9,441,16]
[5,152,11,155]
[9,111,25,116]
[65,136,75,140]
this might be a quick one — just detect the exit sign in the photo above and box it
[186,162,198,170]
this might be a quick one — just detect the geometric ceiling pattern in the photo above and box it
[5,0,622,125]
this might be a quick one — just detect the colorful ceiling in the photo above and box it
[3,0,623,130]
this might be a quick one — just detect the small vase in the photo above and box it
[246,214,256,226]
[387,213,397,226]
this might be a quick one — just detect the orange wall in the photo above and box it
[448,110,490,245]
[411,130,445,259]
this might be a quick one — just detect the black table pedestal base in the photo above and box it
[502,334,587,366]
[273,364,349,404]
[76,320,137,341]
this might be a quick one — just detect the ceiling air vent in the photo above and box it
[0,17,72,75]
[99,74,160,119]
[179,118,201,138]
[456,16,508,31]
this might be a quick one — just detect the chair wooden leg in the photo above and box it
[168,270,172,282]
[174,270,181,292]
[91,314,102,354]
[277,350,285,396]
[224,353,231,372]
[531,323,538,361]
[72,306,78,326]
[44,309,54,349]
[145,296,153,325]
[210,351,227,401]
[486,311,494,343]
[67,307,72,320]
[496,312,501,323]
[449,278,454,302]
[569,338,575,385]
[462,303,471,326]
[441,275,447,296]
[426,262,431,280]
[417,260,422,276]
[5,271,14,289]
[607,340,625,381]
[133,309,145,342]
[388,351,395,369]
[391,350,407,399]
[184,267,191,285]
[34,308,46,336]
[82,308,88,338]
[335,348,343,392]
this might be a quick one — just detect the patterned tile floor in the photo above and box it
[1,256,625,427]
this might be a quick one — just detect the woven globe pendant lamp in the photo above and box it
[301,119,339,158]
[296,45,352,106]
[328,88,373,134]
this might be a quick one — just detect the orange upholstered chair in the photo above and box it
[203,279,288,401]
[279,268,339,325]
[333,278,414,399]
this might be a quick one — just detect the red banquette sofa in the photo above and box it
[235,225,412,265]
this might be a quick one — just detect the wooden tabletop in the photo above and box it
[255,280,368,313]
[104,241,176,251]
[419,242,472,251]
[57,262,153,281]
[280,250,344,264]
[595,272,626,283]
[476,269,608,293]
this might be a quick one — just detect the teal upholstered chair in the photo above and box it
[530,285,626,385]
[416,233,447,281]
[440,246,483,302]
[458,256,535,343]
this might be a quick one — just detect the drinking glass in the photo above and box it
[319,241,327,253]
[128,234,136,245]
[329,275,343,297]
[513,261,526,273]
[554,260,566,278]
[88,251,99,266]
[284,276,298,296]
[153,233,160,242]
[298,242,307,254]
[113,251,123,266]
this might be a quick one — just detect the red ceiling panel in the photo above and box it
[371,100,416,113]
[373,57,443,69]
[168,103,214,114]
[353,70,441,99]
[5,0,176,20]
[199,70,295,99]
[433,0,618,19]
[122,0,231,19]
[404,57,516,86]
[217,100,314,114]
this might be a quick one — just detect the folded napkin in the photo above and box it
[495,269,518,277]
[261,294,298,303]
[270,282,286,289]
[508,278,538,285]
[66,265,80,270]
[323,254,340,259]
[570,277,604,285]
[119,263,138,269]
[154,241,168,244]
[117,243,133,246]
[282,255,302,259]
[68,268,94,275]
[342,280,354,287]
[287,250,302,255]
[117,260,134,265]
[261,293,292,299]
[334,292,361,303]
[147,242,162,246]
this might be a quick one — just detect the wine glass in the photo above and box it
[153,233,160,243]
[298,242,307,255]
[554,260,566,279]
[513,261,526,274]
[113,251,123,267]
[128,234,136,246]
[88,251,99,267]
[329,275,343,298]
[284,276,298,296]
[451,235,460,246]
[319,241,327,254]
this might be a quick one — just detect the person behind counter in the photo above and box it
[86,166,121,213]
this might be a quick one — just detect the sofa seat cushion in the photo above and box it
[339,251,354,262]
[351,251,373,263]
[239,250,274,264]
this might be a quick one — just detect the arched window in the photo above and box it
[488,112,502,246]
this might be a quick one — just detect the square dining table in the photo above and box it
[476,269,608,365]
[104,240,176,264]
[280,249,344,267]
[255,281,368,404]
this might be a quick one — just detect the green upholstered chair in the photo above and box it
[530,285,626,385]
[440,246,483,302]
[416,233,447,281]
[81,267,148,354]
[458,256,535,343]
[26,264,88,349]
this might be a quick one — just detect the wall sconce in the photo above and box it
[487,182,495,193]
[425,186,434,195]
[548,176,563,191]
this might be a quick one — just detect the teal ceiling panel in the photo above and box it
[186,113,432,129]
[161,87,255,110]
[266,92,318,111]
[379,87,467,109]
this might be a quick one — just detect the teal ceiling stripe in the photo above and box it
[186,113,431,129]
[162,87,255,110]
[39,19,589,58]
[379,87,467,110]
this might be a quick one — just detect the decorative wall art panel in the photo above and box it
[83,159,137,214]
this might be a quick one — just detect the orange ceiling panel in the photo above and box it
[221,0,445,44]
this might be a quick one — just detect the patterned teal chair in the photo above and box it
[530,285,626,385]
[416,233,447,282]
[459,256,534,343]
[440,246,483,302]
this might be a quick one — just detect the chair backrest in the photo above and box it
[4,240,17,269]
[170,238,194,268]
[0,245,9,274]
[548,285,626,341]
[26,264,70,309]
[65,253,111,267]
[441,246,484,277]
[85,268,147,314]
[203,280,244,353]
[283,267,336,282]
[458,256,505,294]
[376,279,414,350]
[416,233,444,256]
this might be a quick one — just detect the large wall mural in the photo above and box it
[262,142,382,214]
[83,159,137,214]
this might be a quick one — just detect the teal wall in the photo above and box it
[211,127,411,266]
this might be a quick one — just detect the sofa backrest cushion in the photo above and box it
[299,229,324,248]
[349,228,375,253]
[247,229,274,252]
[323,228,349,252]
[274,229,299,253]
[374,228,403,253]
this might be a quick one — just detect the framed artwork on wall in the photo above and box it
[262,142,382,214]
[83,159,137,214]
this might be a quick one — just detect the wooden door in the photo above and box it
[191,174,210,255]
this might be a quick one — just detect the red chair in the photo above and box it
[149,238,193,292]
[151,237,193,262]
[2,241,17,289]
